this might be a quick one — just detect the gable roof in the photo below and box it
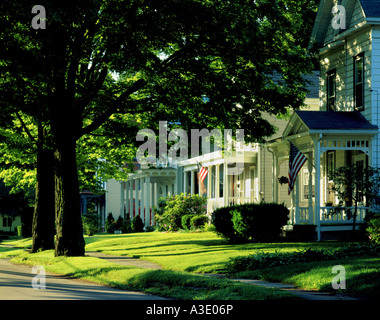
[283,111,378,138]
[296,111,378,130]
[310,0,380,49]
[360,0,380,18]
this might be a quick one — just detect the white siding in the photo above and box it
[105,179,122,220]
[371,26,380,167]
[320,28,372,115]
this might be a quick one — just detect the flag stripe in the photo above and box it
[199,166,208,182]
[288,142,307,195]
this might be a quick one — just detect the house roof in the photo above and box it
[360,0,380,18]
[295,111,378,130]
[310,0,380,49]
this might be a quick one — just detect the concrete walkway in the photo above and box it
[86,251,162,269]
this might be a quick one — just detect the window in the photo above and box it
[302,168,315,201]
[354,54,364,111]
[327,151,335,181]
[326,70,336,111]
[2,217,11,228]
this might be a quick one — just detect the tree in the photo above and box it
[1,0,317,256]
[330,165,380,238]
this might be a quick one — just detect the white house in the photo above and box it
[270,0,380,240]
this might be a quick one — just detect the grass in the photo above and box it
[1,231,379,299]
[0,245,296,300]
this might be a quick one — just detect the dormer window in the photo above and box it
[327,70,336,111]
[354,53,364,111]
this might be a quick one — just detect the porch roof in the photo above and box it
[295,111,378,131]
[282,111,378,138]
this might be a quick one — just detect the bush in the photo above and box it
[190,215,209,229]
[121,215,132,233]
[145,225,156,232]
[154,193,207,231]
[181,214,193,230]
[367,215,380,245]
[105,213,115,234]
[132,215,145,232]
[212,206,239,242]
[212,202,289,243]
[82,213,99,236]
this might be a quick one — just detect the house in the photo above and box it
[270,0,380,240]
[104,0,380,241]
[105,73,319,228]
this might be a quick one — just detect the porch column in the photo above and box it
[145,176,150,226]
[274,154,279,203]
[120,182,125,218]
[224,163,229,207]
[183,170,187,195]
[308,152,314,224]
[134,179,139,218]
[129,180,134,218]
[126,181,130,217]
[140,177,145,220]
[295,176,300,224]
[191,170,195,195]
[314,135,321,241]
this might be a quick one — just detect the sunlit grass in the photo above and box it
[4,247,297,300]
[2,232,379,299]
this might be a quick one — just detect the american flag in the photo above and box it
[288,142,307,195]
[199,166,208,182]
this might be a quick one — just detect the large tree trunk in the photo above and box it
[54,135,85,256]
[31,128,55,253]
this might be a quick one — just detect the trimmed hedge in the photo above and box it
[212,202,289,243]
[190,215,209,229]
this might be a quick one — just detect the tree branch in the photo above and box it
[14,112,36,144]
[79,78,146,137]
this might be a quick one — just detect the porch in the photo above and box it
[179,145,259,214]
[270,111,378,240]
[124,168,177,226]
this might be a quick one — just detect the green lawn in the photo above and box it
[1,231,379,299]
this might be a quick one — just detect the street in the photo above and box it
[0,259,167,300]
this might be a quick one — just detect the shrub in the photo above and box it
[121,215,132,233]
[367,215,380,245]
[212,206,240,242]
[82,213,98,236]
[154,193,207,231]
[212,202,289,243]
[145,226,156,232]
[132,215,145,232]
[181,214,193,230]
[115,216,123,231]
[105,213,115,234]
[190,215,209,229]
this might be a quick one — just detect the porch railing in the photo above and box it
[320,206,368,224]
[228,197,256,206]
[289,206,369,225]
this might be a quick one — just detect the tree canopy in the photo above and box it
[0,0,319,255]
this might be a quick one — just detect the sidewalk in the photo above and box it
[87,251,367,301]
